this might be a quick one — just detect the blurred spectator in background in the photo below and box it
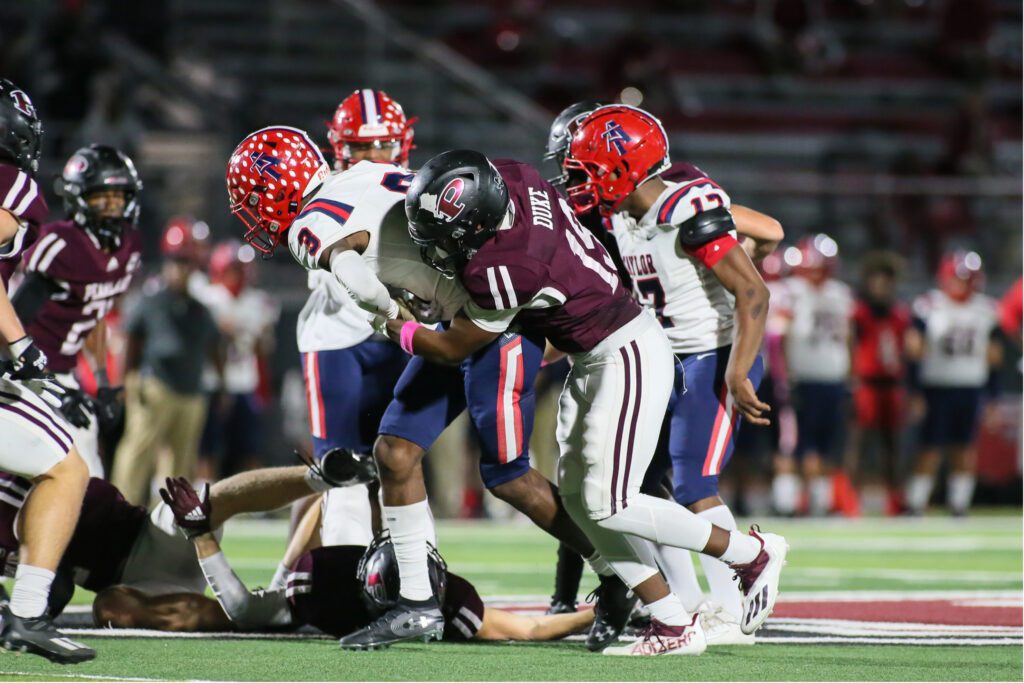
[195,240,278,479]
[998,277,1022,353]
[110,223,223,506]
[774,235,854,516]
[848,252,910,515]
[905,250,1002,516]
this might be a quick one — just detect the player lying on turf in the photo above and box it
[156,476,594,643]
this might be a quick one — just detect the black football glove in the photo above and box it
[93,385,124,431]
[58,388,93,429]
[7,336,48,380]
[159,477,212,539]
[297,447,378,490]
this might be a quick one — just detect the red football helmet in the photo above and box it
[326,89,416,170]
[938,249,984,301]
[226,126,330,255]
[209,239,255,297]
[759,249,790,282]
[791,233,839,284]
[563,104,670,214]
[161,220,197,261]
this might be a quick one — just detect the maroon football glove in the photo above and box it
[159,477,212,539]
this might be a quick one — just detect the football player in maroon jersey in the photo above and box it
[0,79,95,664]
[364,150,788,656]
[12,144,143,478]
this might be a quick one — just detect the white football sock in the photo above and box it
[9,564,54,619]
[596,493,713,551]
[772,473,800,515]
[697,505,743,620]
[947,473,976,514]
[269,562,290,591]
[808,476,832,516]
[646,593,691,627]
[905,474,934,513]
[653,544,704,612]
[383,499,435,602]
[718,530,760,565]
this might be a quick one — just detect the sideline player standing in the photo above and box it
[380,149,788,656]
[775,234,854,516]
[564,104,784,644]
[225,127,632,650]
[12,144,143,477]
[0,79,95,663]
[905,250,1000,516]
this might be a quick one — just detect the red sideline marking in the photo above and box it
[773,599,1022,627]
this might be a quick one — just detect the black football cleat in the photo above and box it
[585,574,637,652]
[338,600,444,651]
[546,599,577,615]
[0,606,95,664]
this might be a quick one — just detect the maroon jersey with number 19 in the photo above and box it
[460,160,642,353]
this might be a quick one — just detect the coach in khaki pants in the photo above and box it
[112,230,222,506]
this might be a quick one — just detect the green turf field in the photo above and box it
[2,513,1021,681]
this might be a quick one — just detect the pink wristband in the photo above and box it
[399,321,422,355]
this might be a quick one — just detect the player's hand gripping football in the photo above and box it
[727,373,771,426]
[160,477,212,539]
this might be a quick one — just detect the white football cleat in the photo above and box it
[730,526,788,635]
[698,601,755,646]
[602,614,706,657]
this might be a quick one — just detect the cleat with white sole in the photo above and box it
[602,615,706,657]
[730,526,788,635]
[698,601,755,646]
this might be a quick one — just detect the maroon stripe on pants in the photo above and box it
[611,347,632,515]
[620,340,642,511]
[0,389,73,445]
[0,402,71,453]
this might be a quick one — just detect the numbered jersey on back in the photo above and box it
[914,289,997,388]
[287,161,468,321]
[610,162,737,354]
[460,160,641,353]
[780,276,853,382]
[20,220,142,372]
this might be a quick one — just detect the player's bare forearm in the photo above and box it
[192,532,222,560]
[712,246,771,424]
[476,606,594,641]
[384,312,499,365]
[733,205,783,262]
[84,318,108,375]
[208,465,312,529]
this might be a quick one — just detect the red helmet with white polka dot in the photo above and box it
[226,126,330,255]
[326,89,416,170]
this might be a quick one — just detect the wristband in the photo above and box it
[8,335,31,357]
[399,321,422,355]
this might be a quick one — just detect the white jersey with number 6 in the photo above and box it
[286,160,468,322]
[914,289,997,388]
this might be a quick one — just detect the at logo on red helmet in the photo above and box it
[601,120,632,155]
[437,177,466,222]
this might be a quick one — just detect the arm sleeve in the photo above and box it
[198,551,292,630]
[11,272,61,324]
[329,249,395,317]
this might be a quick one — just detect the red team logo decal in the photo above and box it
[437,177,466,221]
[9,89,34,118]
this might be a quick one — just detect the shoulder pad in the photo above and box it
[677,206,735,248]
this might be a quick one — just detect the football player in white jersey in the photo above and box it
[774,235,854,516]
[277,90,418,574]
[904,250,1001,516]
[564,105,784,645]
[226,126,634,650]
